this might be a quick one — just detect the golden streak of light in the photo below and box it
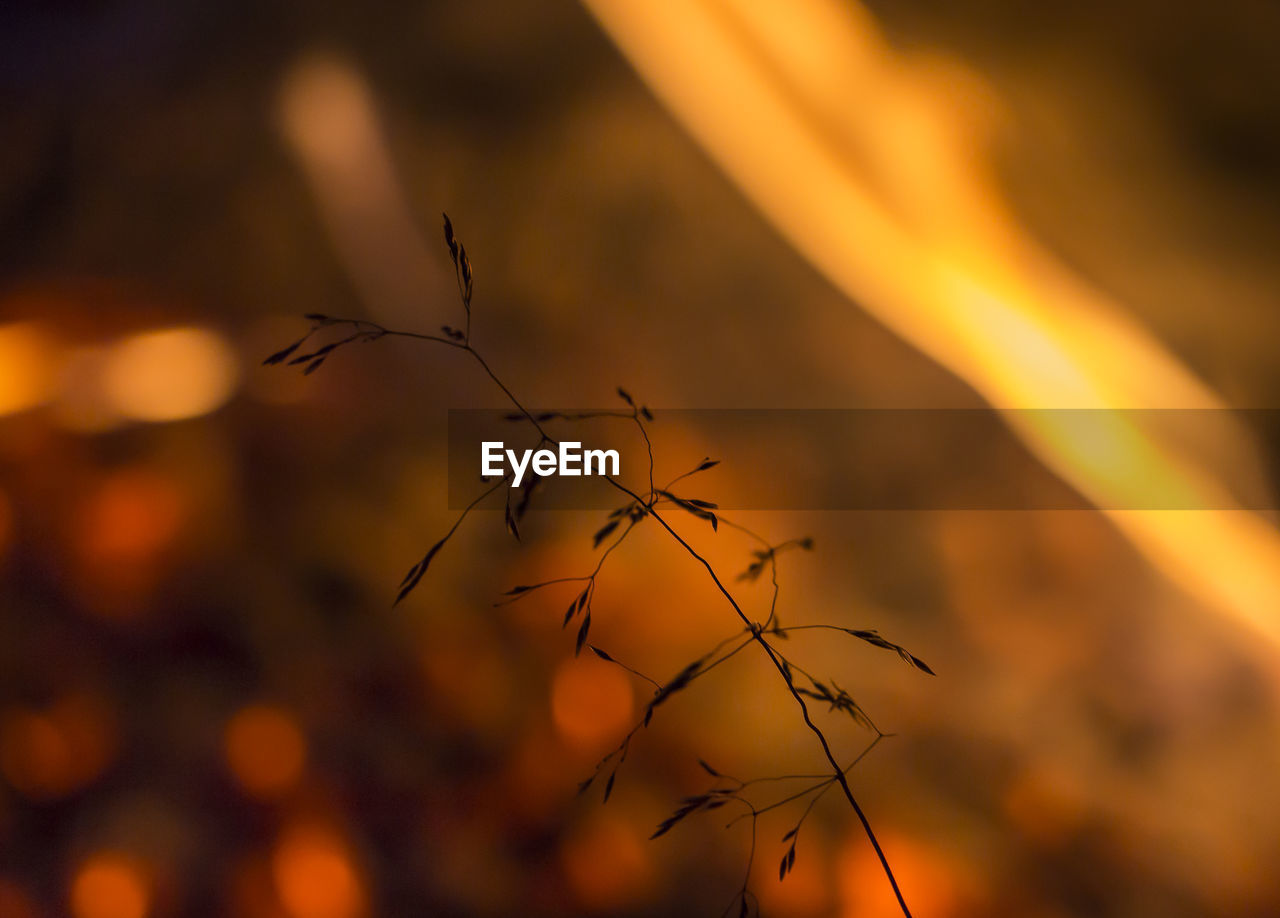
[579,0,1280,644]
[70,851,152,918]
[0,321,59,417]
[101,327,238,423]
[277,54,445,325]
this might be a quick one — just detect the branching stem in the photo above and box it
[271,223,919,917]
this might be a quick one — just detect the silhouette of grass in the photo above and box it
[265,213,933,917]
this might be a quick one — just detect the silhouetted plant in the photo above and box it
[265,214,932,917]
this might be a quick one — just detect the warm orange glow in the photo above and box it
[0,322,58,417]
[79,471,185,568]
[560,813,654,910]
[70,851,151,918]
[837,832,980,917]
[73,469,186,618]
[272,825,365,918]
[101,327,237,422]
[224,704,307,799]
[0,695,117,800]
[581,0,1280,645]
[550,655,635,749]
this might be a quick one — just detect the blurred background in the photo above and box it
[3,1,1280,916]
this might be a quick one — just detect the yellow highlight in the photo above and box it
[102,327,237,422]
[0,322,58,417]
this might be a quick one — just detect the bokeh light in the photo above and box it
[0,322,58,418]
[78,471,185,568]
[73,470,186,618]
[70,851,151,918]
[837,832,981,918]
[550,654,635,749]
[224,704,307,799]
[271,824,365,918]
[101,328,238,423]
[0,694,117,801]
